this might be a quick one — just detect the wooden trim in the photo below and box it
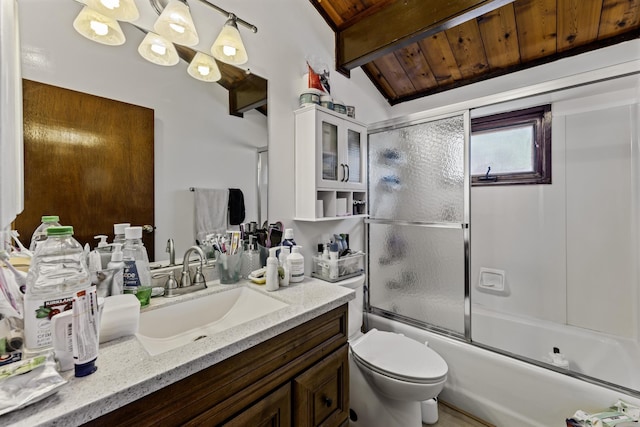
[335,0,514,74]
[471,104,552,186]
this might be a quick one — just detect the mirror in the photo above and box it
[14,0,268,259]
[470,74,640,394]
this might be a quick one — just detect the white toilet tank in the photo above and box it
[337,274,365,339]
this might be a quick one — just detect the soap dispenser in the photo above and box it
[265,247,279,291]
[94,235,112,269]
[279,246,290,287]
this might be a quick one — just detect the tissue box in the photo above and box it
[311,253,365,282]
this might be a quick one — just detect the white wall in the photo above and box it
[470,83,639,341]
[19,0,267,259]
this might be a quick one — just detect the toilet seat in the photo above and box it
[350,329,448,384]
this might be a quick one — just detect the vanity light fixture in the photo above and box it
[153,0,199,47]
[71,0,257,82]
[137,32,180,66]
[210,14,248,65]
[187,52,221,82]
[72,6,126,46]
[85,0,140,22]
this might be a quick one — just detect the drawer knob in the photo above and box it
[322,396,333,407]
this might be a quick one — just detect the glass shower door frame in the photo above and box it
[365,110,471,341]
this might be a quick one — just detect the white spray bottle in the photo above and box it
[265,247,279,292]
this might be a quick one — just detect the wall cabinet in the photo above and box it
[86,305,349,427]
[295,105,367,221]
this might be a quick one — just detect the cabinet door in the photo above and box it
[317,111,344,188]
[341,124,367,190]
[219,383,291,427]
[293,345,349,427]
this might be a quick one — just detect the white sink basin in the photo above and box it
[136,287,288,356]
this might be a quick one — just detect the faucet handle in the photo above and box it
[179,270,191,288]
[164,271,179,297]
[193,266,206,286]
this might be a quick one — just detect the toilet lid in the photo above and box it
[351,329,448,383]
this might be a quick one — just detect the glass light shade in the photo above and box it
[85,0,139,22]
[187,52,221,82]
[137,32,179,66]
[73,6,126,46]
[211,19,248,65]
[153,0,199,47]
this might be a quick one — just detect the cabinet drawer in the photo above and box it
[293,344,349,427]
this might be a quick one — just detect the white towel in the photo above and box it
[194,188,228,243]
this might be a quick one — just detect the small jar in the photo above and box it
[333,100,347,114]
[299,88,322,107]
[320,94,333,110]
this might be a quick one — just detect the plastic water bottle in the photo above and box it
[113,223,130,246]
[29,215,61,253]
[24,226,91,355]
[122,226,152,306]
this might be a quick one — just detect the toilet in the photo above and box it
[337,275,448,427]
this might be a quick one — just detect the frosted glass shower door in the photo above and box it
[367,113,469,336]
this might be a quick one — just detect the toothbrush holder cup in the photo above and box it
[216,248,244,284]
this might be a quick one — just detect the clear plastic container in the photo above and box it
[24,226,91,355]
[241,236,260,279]
[122,226,151,306]
[311,252,365,282]
[28,215,61,253]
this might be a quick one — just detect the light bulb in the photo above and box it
[169,23,186,34]
[101,0,120,10]
[222,45,236,57]
[90,20,109,36]
[187,52,221,82]
[151,43,167,56]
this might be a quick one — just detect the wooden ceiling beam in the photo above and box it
[229,74,268,117]
[335,0,515,76]
[174,45,268,116]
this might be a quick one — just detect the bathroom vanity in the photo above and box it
[0,279,353,426]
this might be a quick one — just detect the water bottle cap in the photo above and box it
[124,226,142,239]
[113,223,130,235]
[46,226,73,236]
[41,215,59,223]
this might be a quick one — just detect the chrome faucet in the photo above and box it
[179,246,207,288]
[166,238,175,266]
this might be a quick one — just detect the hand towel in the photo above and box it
[194,188,228,244]
[228,188,245,225]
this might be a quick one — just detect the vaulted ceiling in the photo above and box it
[310,0,640,105]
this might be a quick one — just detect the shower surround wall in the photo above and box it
[471,85,640,390]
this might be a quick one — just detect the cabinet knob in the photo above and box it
[322,396,333,407]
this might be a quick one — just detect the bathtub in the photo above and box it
[368,312,640,427]
[471,304,640,391]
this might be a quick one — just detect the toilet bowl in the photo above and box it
[334,275,448,427]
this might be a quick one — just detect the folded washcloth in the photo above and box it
[194,188,228,243]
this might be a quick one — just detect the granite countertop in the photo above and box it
[1,277,354,426]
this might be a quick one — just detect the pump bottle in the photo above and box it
[265,247,279,291]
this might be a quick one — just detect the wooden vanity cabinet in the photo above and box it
[86,304,349,427]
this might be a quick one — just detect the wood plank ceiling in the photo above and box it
[310,0,640,105]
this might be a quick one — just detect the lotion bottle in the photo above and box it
[278,246,290,287]
[288,246,304,283]
[265,247,279,291]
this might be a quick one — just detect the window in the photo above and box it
[471,105,551,186]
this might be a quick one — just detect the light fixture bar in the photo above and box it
[194,0,257,33]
